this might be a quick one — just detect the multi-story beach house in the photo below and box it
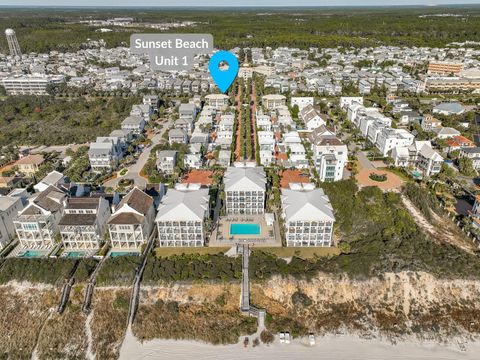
[14,186,67,248]
[58,197,111,250]
[88,137,123,172]
[308,127,348,182]
[108,188,156,250]
[0,195,25,248]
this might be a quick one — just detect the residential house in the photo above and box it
[308,127,348,182]
[108,188,155,249]
[121,115,145,135]
[143,95,159,111]
[14,186,67,248]
[156,150,178,174]
[0,195,25,248]
[205,94,229,110]
[168,128,188,145]
[15,154,44,176]
[459,147,480,170]
[421,114,442,132]
[155,183,210,247]
[300,104,326,130]
[262,94,286,110]
[59,197,111,250]
[33,170,65,193]
[88,137,123,172]
[435,127,461,140]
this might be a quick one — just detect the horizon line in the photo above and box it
[1,4,480,9]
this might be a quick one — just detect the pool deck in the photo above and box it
[209,214,281,247]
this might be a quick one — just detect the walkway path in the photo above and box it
[127,227,157,326]
[240,244,250,312]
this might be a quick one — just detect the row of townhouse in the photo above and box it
[167,95,233,169]
[343,97,444,178]
[9,163,338,250]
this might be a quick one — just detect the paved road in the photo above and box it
[357,150,375,171]
[104,119,172,188]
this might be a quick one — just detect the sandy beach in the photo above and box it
[119,327,480,360]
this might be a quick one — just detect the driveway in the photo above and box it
[357,151,375,171]
[104,118,172,188]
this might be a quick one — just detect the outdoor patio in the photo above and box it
[209,214,281,247]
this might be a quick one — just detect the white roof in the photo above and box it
[0,196,20,212]
[224,166,266,192]
[281,188,335,222]
[419,144,443,162]
[155,188,209,221]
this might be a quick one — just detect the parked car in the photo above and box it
[308,333,315,346]
[279,332,285,344]
[285,332,291,344]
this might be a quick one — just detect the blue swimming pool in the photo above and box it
[66,251,85,258]
[20,250,45,258]
[230,223,261,235]
[110,251,139,258]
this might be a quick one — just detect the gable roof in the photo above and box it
[224,166,266,192]
[117,187,153,216]
[155,188,209,221]
[281,188,335,222]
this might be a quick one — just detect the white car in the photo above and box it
[285,332,291,344]
[309,333,315,346]
[279,332,285,344]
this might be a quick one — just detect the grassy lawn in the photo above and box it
[154,247,230,257]
[256,247,341,259]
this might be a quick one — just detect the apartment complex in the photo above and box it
[156,184,210,247]
[281,183,335,247]
[224,165,266,215]
[1,75,65,95]
[427,61,463,75]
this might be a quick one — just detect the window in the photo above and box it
[23,223,38,231]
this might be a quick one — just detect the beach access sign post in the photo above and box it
[130,34,213,71]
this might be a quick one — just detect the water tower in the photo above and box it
[5,28,22,57]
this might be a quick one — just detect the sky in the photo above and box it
[1,0,480,7]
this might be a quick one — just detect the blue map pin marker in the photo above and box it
[208,50,239,94]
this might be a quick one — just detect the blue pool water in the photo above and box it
[110,251,139,258]
[20,250,45,258]
[230,223,261,235]
[66,251,85,258]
